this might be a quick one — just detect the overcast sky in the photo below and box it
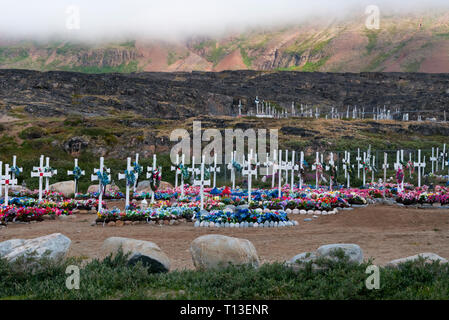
[0,0,447,41]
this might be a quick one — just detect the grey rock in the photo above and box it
[102,237,170,273]
[190,235,259,270]
[0,233,71,263]
[316,244,363,264]
[387,253,448,267]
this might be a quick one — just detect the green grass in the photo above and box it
[240,47,254,68]
[167,51,178,66]
[363,40,409,72]
[402,58,424,72]
[1,252,449,300]
[365,30,379,55]
[59,61,140,74]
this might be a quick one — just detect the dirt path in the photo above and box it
[1,204,449,270]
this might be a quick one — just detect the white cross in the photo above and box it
[371,155,376,183]
[171,154,180,189]
[312,152,321,189]
[356,148,361,179]
[43,157,57,192]
[31,155,52,202]
[430,147,437,174]
[360,152,368,186]
[8,155,22,188]
[290,151,299,193]
[133,153,140,193]
[382,152,389,182]
[242,150,258,203]
[209,154,221,188]
[263,150,277,189]
[118,157,133,209]
[343,151,351,188]
[238,100,242,116]
[1,164,17,206]
[327,152,336,190]
[436,147,440,172]
[179,154,186,197]
[194,155,210,211]
[146,154,159,203]
[277,150,290,197]
[441,144,447,171]
[227,151,237,190]
[91,157,111,213]
[67,158,85,195]
[298,151,305,190]
[414,150,426,188]
[394,150,404,192]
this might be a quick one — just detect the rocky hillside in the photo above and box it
[0,70,448,121]
[0,11,448,73]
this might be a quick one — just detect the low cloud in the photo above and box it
[0,0,447,42]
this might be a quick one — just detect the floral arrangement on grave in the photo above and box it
[402,160,414,175]
[361,160,371,173]
[133,161,143,186]
[149,169,162,192]
[175,163,190,180]
[221,186,232,198]
[96,168,111,194]
[124,168,136,187]
[232,160,242,172]
[396,167,405,185]
[10,165,21,177]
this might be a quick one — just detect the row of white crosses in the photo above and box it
[30,155,57,202]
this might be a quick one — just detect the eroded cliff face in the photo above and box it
[1,11,449,73]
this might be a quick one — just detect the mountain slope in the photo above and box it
[0,11,448,73]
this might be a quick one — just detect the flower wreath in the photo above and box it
[124,169,136,187]
[72,166,83,181]
[232,160,242,172]
[96,170,110,193]
[396,168,404,184]
[149,169,161,192]
[176,163,190,180]
[10,166,21,177]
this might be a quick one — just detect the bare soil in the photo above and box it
[1,204,449,270]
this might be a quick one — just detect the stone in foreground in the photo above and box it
[387,253,448,267]
[190,234,259,270]
[102,237,170,273]
[0,233,71,263]
[316,244,363,264]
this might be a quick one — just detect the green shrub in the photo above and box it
[18,126,47,139]
[1,253,449,300]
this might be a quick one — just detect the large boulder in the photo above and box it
[190,235,259,270]
[87,184,120,194]
[316,244,363,264]
[50,181,75,196]
[137,181,174,192]
[387,253,448,267]
[0,233,71,263]
[101,237,170,273]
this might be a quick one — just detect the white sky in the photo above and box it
[0,0,447,41]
